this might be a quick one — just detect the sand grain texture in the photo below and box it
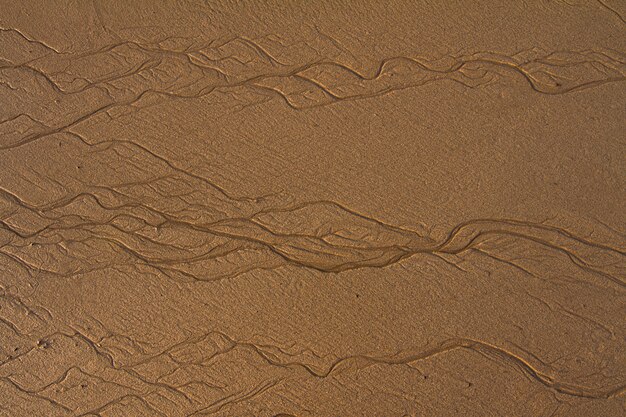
[1,1,625,416]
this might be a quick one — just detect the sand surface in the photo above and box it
[1,1,625,416]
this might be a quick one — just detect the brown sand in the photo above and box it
[1,1,625,416]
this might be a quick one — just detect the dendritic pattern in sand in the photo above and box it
[1,1,625,416]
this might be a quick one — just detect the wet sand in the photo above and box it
[1,1,625,416]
